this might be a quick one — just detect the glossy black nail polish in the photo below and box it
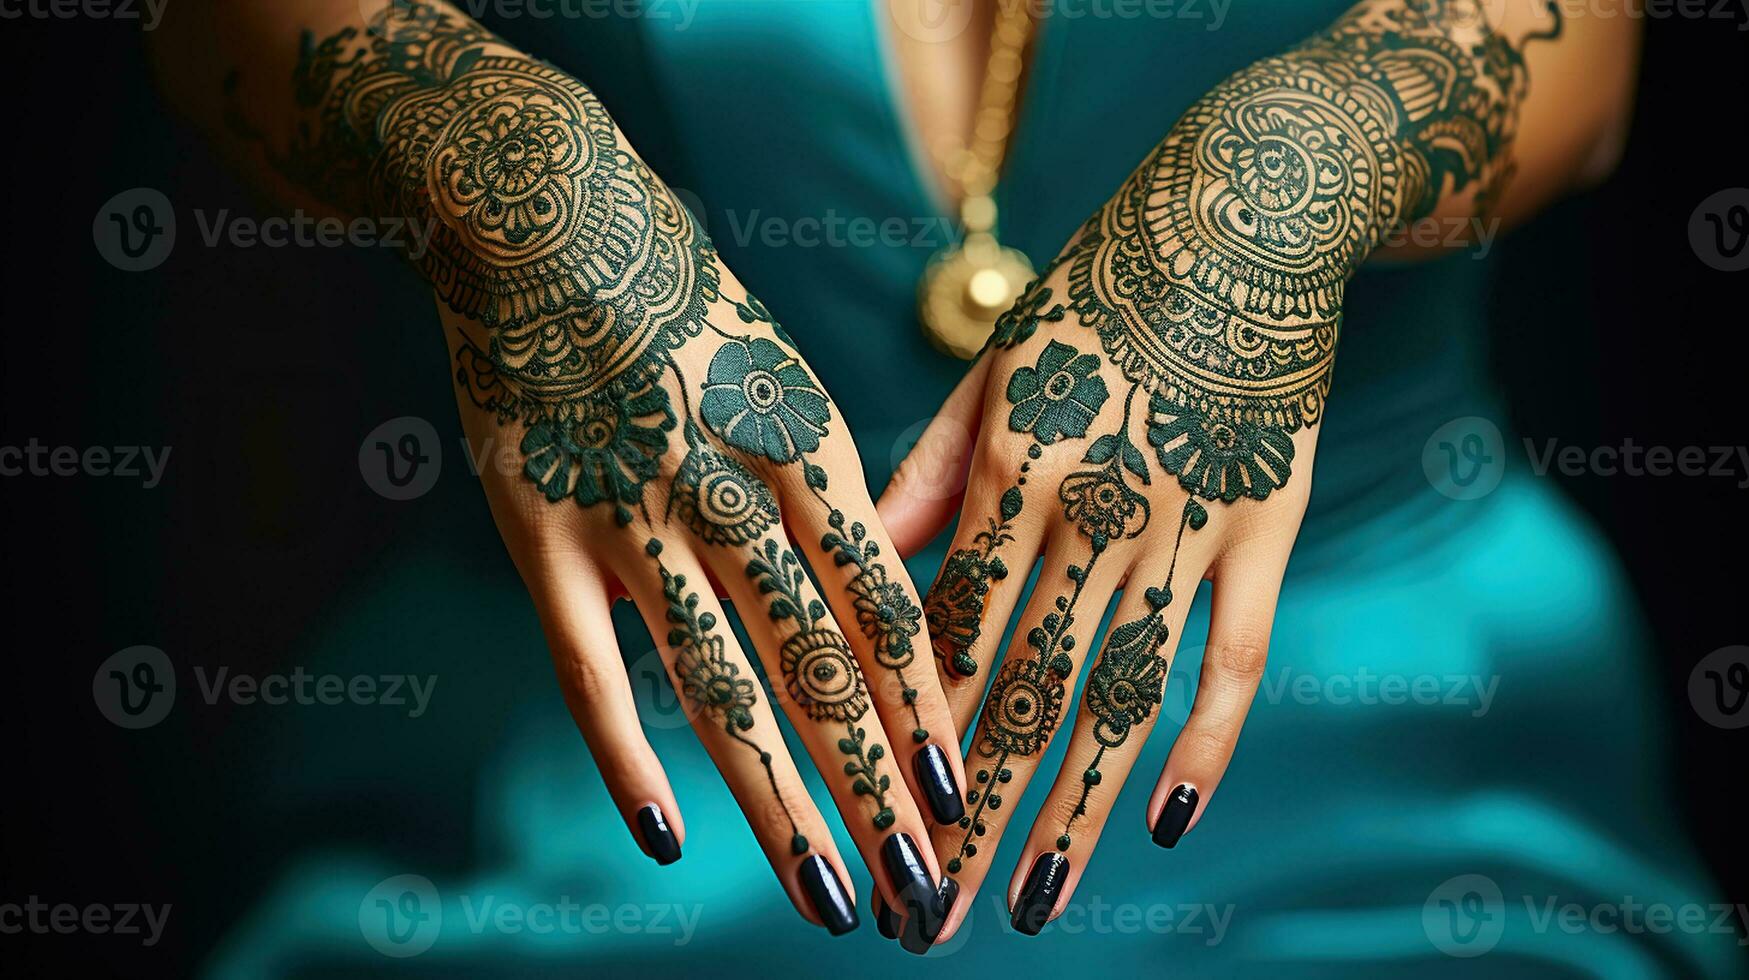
[916,876,958,948]
[875,894,901,940]
[636,804,681,865]
[882,834,945,955]
[1151,784,1198,849]
[797,855,858,936]
[914,744,966,825]
[1011,853,1068,936]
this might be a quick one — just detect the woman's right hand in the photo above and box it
[283,1,964,945]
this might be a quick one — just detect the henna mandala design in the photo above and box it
[670,448,780,547]
[979,658,1066,759]
[292,3,720,514]
[781,630,869,723]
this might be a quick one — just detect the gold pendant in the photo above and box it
[919,230,1036,360]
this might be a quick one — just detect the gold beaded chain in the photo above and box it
[918,0,1039,360]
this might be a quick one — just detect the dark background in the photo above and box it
[1,8,1744,975]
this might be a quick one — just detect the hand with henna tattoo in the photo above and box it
[877,0,1580,945]
[175,0,968,945]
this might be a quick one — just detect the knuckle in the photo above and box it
[1179,724,1236,765]
[1210,631,1271,682]
[555,647,622,703]
[1038,789,1092,833]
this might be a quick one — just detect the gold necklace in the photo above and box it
[917,0,1037,360]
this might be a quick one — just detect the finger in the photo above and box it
[781,442,969,829]
[918,416,1048,717]
[1146,539,1289,850]
[1002,499,1213,938]
[670,442,948,949]
[526,557,688,867]
[927,523,1132,939]
[877,355,991,557]
[607,535,859,935]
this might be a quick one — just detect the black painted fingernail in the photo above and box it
[1012,853,1068,936]
[1151,784,1198,849]
[797,855,858,936]
[875,894,901,939]
[921,876,959,946]
[636,804,681,865]
[914,744,966,825]
[1011,853,1068,936]
[882,834,945,955]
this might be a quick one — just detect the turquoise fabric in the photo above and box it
[204,2,1738,976]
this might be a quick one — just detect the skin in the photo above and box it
[149,0,971,934]
[878,0,1641,943]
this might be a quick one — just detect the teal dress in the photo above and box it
[205,3,1737,976]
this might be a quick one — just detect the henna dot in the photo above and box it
[792,834,809,855]
[959,817,972,829]
[947,859,963,873]
[1083,768,1102,786]
[874,809,896,829]
[699,612,717,631]
[912,728,929,743]
[1028,444,1042,459]
[1056,835,1072,852]
[998,769,1013,782]
[976,771,989,783]
[645,539,663,557]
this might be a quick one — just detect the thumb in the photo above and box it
[877,356,991,558]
